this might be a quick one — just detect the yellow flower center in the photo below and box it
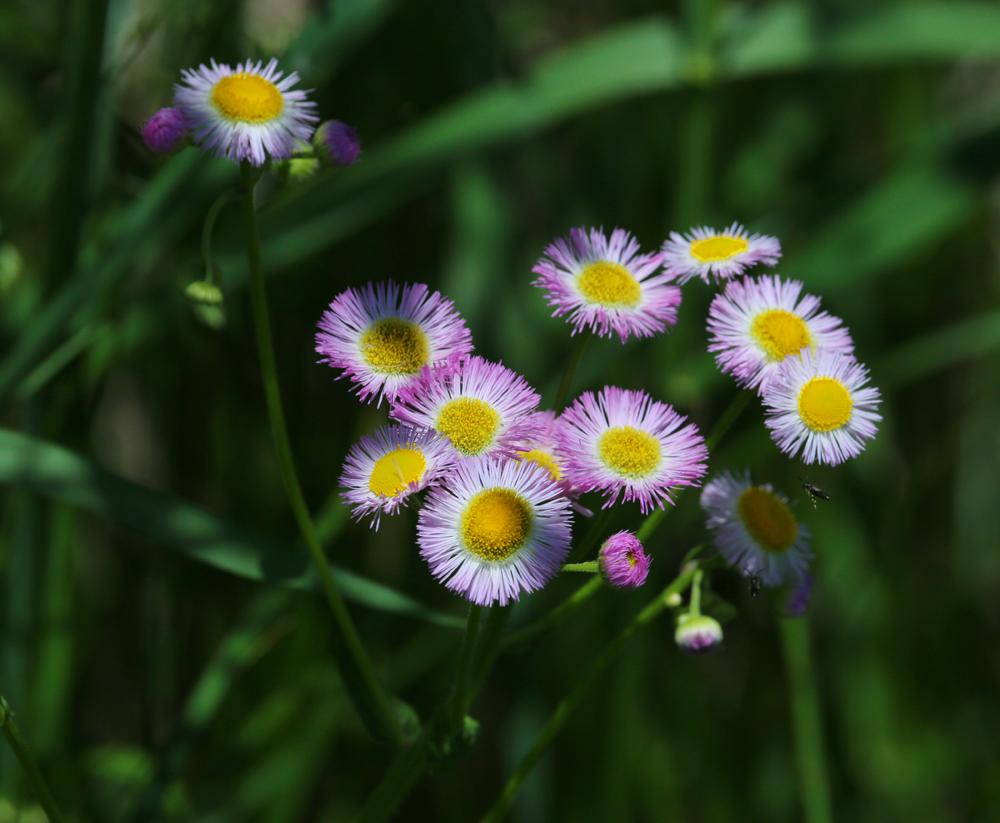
[750,309,812,361]
[211,73,284,122]
[436,397,500,456]
[360,317,429,376]
[577,261,641,307]
[518,449,561,481]
[461,488,533,561]
[367,447,427,498]
[798,377,853,432]
[599,426,660,479]
[690,235,748,262]
[738,487,797,553]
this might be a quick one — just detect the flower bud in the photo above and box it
[674,613,723,655]
[141,107,190,155]
[313,120,361,167]
[185,280,223,305]
[272,156,321,183]
[784,573,813,617]
[598,531,650,590]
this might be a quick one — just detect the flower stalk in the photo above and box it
[0,693,66,823]
[238,161,401,747]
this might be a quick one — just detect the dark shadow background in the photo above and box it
[1,0,1000,820]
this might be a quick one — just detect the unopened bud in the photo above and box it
[598,531,650,590]
[313,120,361,167]
[185,280,223,305]
[674,613,723,655]
[142,107,190,155]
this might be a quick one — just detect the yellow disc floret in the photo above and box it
[751,309,812,361]
[461,488,533,561]
[599,426,660,478]
[690,235,748,262]
[211,73,284,122]
[367,446,427,498]
[578,261,642,307]
[518,449,561,481]
[360,317,429,376]
[798,377,853,432]
[436,397,500,456]
[738,487,797,553]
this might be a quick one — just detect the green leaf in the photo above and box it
[829,1,1000,66]
[782,166,975,291]
[0,427,463,629]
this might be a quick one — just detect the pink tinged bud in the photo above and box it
[674,614,723,655]
[142,107,189,155]
[598,531,650,590]
[314,120,361,167]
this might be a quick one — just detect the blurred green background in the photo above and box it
[2,0,1000,820]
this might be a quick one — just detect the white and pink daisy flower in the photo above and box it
[707,275,854,393]
[174,58,318,166]
[316,281,473,407]
[339,425,457,529]
[391,356,541,459]
[417,455,573,606]
[558,386,708,513]
[700,470,812,589]
[532,227,681,342]
[762,349,881,465]
[662,222,781,284]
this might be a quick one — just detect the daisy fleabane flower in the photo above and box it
[558,387,708,513]
[339,425,457,529]
[701,470,812,588]
[707,275,854,393]
[532,227,681,342]
[762,349,881,465]
[316,281,473,406]
[661,222,781,284]
[391,356,541,459]
[174,58,318,166]
[598,531,651,590]
[417,455,573,606]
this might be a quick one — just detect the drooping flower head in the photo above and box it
[141,107,189,155]
[532,227,681,342]
[417,455,573,606]
[316,281,473,406]
[558,387,708,513]
[675,614,723,655]
[707,275,854,393]
[174,58,318,166]
[762,349,881,465]
[339,425,458,529]
[391,356,541,459]
[598,531,651,589]
[700,470,812,588]
[661,222,781,284]
[314,120,361,167]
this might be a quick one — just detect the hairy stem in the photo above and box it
[552,328,591,412]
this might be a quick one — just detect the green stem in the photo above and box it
[201,187,239,283]
[780,618,833,823]
[355,731,432,823]
[469,606,512,695]
[0,694,66,823]
[690,569,703,616]
[479,565,700,823]
[562,562,598,573]
[238,161,401,747]
[636,389,752,543]
[552,328,591,412]
[450,605,482,734]
[502,577,603,652]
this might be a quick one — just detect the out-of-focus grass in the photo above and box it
[1,1,1000,821]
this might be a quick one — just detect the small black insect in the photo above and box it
[799,476,830,508]
[743,567,763,597]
